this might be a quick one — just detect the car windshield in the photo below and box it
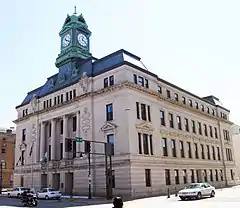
[186,184,201,189]
[48,188,56,192]
[21,188,29,191]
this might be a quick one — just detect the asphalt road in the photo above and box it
[0,196,112,208]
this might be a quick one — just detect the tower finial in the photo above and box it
[74,6,77,14]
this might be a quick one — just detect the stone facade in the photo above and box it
[231,124,240,181]
[13,64,236,198]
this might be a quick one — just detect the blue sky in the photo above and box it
[1,0,240,127]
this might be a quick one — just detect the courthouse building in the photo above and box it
[13,10,236,197]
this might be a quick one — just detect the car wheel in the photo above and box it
[17,193,20,198]
[197,192,202,200]
[7,193,11,198]
[180,196,186,200]
[45,195,49,200]
[210,191,215,197]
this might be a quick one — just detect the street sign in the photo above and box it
[75,137,83,142]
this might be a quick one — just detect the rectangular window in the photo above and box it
[109,75,114,86]
[106,104,113,121]
[133,74,137,84]
[136,102,140,119]
[201,144,205,159]
[180,141,184,158]
[195,102,199,109]
[149,135,153,155]
[165,169,171,185]
[145,169,151,187]
[160,110,165,126]
[138,133,142,154]
[43,101,46,109]
[60,94,63,103]
[141,104,147,121]
[69,91,72,100]
[198,122,202,135]
[230,169,234,180]
[209,126,213,138]
[107,134,115,155]
[21,151,25,165]
[22,129,26,141]
[73,89,76,98]
[183,169,187,184]
[60,120,63,134]
[192,120,196,133]
[48,123,52,137]
[187,142,192,158]
[220,170,224,181]
[212,109,215,116]
[72,116,77,132]
[207,107,210,114]
[104,77,108,88]
[162,138,168,156]
[185,118,189,132]
[147,105,151,122]
[196,170,200,183]
[215,170,219,181]
[169,113,174,128]
[207,145,210,159]
[194,143,199,159]
[54,97,57,105]
[73,141,76,158]
[177,116,182,130]
[57,96,60,104]
[212,146,216,160]
[189,99,193,107]
[217,147,221,160]
[145,79,149,88]
[204,169,208,182]
[171,139,176,157]
[191,169,195,183]
[214,127,218,138]
[66,92,69,101]
[143,134,149,155]
[204,124,208,136]
[60,143,63,160]
[158,85,162,93]
[138,76,144,86]
[201,105,204,112]
[174,93,179,101]
[167,90,171,98]
[182,96,186,104]
[210,170,213,181]
[175,169,179,184]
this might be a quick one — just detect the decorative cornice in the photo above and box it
[14,81,233,125]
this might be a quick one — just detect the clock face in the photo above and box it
[78,33,88,47]
[62,34,71,47]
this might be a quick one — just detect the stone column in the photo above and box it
[63,115,68,159]
[40,122,46,159]
[76,111,81,157]
[51,119,57,160]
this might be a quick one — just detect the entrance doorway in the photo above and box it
[41,174,47,189]
[52,173,60,190]
[65,172,73,195]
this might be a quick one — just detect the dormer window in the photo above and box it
[158,86,162,94]
[72,68,78,77]
[48,79,54,88]
[59,74,65,83]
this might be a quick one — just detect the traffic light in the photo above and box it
[66,138,73,152]
[85,141,91,153]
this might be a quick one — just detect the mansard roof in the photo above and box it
[16,49,229,112]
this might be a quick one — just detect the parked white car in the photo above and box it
[178,183,215,200]
[8,187,29,198]
[37,188,61,200]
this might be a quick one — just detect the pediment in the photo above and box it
[100,122,117,132]
[136,122,154,132]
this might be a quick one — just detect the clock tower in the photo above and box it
[55,9,92,67]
